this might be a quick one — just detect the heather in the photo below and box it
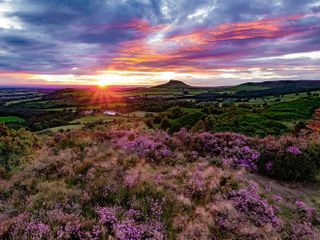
[1,125,320,239]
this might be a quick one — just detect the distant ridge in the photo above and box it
[228,80,320,92]
[152,80,193,89]
[238,80,320,88]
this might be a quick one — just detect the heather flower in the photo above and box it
[149,199,163,220]
[91,225,102,239]
[94,206,165,239]
[295,200,316,221]
[118,132,174,163]
[272,194,283,202]
[265,186,271,193]
[25,222,50,240]
[185,150,199,162]
[154,173,164,184]
[173,128,193,148]
[114,223,143,240]
[295,200,306,209]
[96,207,117,226]
[265,161,273,172]
[223,146,260,172]
[228,185,280,227]
[291,222,315,240]
[9,213,50,240]
[222,157,233,168]
[124,171,139,188]
[287,146,302,155]
[187,170,206,198]
[125,209,142,221]
[57,220,82,239]
[216,217,227,228]
[216,216,230,230]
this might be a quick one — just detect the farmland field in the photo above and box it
[0,116,25,123]
[70,115,123,124]
[40,124,83,133]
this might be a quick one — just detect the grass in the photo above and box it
[41,124,83,133]
[0,116,25,123]
[4,97,43,106]
[70,115,121,124]
[123,111,150,117]
[45,107,78,112]
[122,88,207,97]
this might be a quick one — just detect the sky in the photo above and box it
[0,0,320,87]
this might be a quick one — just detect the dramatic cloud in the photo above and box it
[0,0,319,86]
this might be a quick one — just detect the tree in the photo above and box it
[160,118,171,129]
[170,107,184,119]
[145,119,154,128]
[153,115,162,124]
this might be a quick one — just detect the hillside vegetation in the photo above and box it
[0,121,320,239]
[1,82,320,239]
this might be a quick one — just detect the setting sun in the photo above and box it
[97,79,108,87]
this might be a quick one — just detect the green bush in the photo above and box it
[153,115,162,124]
[160,118,171,129]
[169,107,184,119]
[0,124,39,172]
[175,112,205,129]
[258,138,320,182]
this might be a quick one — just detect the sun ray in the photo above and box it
[97,79,108,87]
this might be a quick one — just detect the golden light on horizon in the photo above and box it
[97,79,108,87]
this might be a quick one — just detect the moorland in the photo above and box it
[1,80,320,239]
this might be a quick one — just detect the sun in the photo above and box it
[97,79,108,87]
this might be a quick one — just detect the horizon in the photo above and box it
[0,1,320,86]
[1,79,320,90]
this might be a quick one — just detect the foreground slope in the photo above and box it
[1,122,320,239]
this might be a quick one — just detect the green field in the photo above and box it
[121,87,207,97]
[123,111,150,117]
[0,116,25,123]
[45,107,78,112]
[41,124,83,133]
[70,115,122,124]
[4,97,43,106]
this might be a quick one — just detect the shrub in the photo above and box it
[0,124,39,171]
[160,118,171,129]
[175,112,205,129]
[144,119,153,128]
[5,213,50,240]
[169,107,184,119]
[258,136,320,182]
[120,134,174,164]
[153,115,162,124]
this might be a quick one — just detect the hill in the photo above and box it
[228,80,320,92]
[192,80,320,101]
[152,80,193,89]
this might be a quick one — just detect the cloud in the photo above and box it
[0,0,319,85]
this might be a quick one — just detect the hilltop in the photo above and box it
[152,80,193,89]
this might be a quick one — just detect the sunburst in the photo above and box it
[97,79,108,87]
